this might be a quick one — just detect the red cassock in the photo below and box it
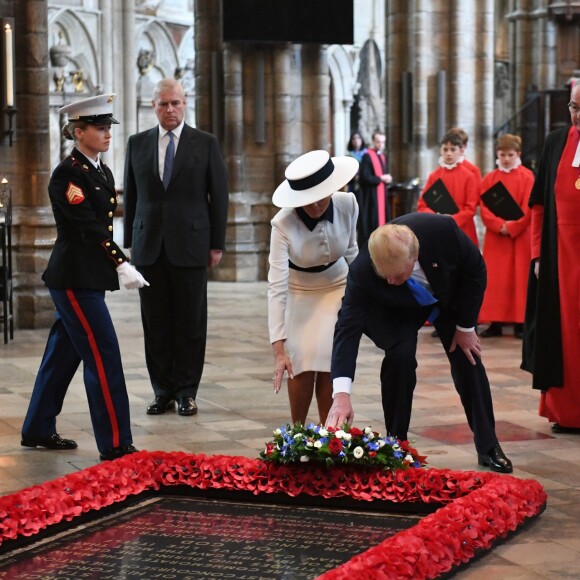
[479,166,534,323]
[461,158,483,192]
[534,127,580,426]
[417,165,480,247]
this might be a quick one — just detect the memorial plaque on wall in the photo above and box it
[0,497,421,578]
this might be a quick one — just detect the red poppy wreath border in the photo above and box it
[0,451,546,578]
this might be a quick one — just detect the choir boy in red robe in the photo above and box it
[450,127,483,190]
[417,131,480,247]
[479,134,533,338]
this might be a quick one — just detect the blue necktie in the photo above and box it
[407,278,439,322]
[163,132,174,190]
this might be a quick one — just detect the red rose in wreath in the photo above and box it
[328,438,343,455]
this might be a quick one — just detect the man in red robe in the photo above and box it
[357,132,393,246]
[522,83,580,431]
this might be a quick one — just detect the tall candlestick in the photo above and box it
[4,23,13,108]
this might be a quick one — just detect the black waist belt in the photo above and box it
[288,259,338,273]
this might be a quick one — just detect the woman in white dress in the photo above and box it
[268,150,359,425]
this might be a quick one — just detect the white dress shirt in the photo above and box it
[158,121,184,181]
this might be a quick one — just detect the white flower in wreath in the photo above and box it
[353,446,364,459]
[335,429,346,439]
[294,433,303,440]
[343,433,352,441]
[405,454,414,462]
[300,455,310,462]
[314,440,323,448]
[306,441,314,448]
[275,428,282,435]
[319,428,328,437]
[377,440,386,448]
[364,427,373,435]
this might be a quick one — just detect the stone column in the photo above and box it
[5,0,54,328]
[410,0,441,179]
[531,1,556,90]
[475,0,495,173]
[301,45,330,152]
[195,0,222,134]
[508,0,534,110]
[449,0,477,148]
[100,0,113,94]
[273,45,296,181]
[121,0,136,143]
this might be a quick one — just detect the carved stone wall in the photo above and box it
[2,1,578,328]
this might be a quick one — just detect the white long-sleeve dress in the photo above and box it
[268,191,359,375]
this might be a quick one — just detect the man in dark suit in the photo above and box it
[325,213,512,473]
[124,79,229,417]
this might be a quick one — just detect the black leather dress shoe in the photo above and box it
[551,423,580,434]
[514,324,523,339]
[478,443,513,473]
[99,444,138,461]
[146,396,175,415]
[177,397,198,416]
[21,433,78,450]
[481,322,503,338]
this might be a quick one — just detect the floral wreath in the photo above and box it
[261,422,427,470]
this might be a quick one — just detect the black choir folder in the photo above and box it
[421,179,459,215]
[481,181,524,221]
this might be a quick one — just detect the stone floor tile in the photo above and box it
[1,281,580,578]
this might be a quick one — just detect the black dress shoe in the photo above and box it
[146,396,175,415]
[481,322,503,338]
[551,423,580,434]
[21,433,78,450]
[514,323,523,339]
[177,397,198,416]
[99,444,138,461]
[478,443,513,473]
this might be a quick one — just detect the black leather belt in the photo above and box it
[288,259,337,273]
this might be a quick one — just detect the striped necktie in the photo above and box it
[163,131,175,190]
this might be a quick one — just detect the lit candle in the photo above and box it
[5,23,13,107]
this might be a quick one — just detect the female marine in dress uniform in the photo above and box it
[268,150,359,425]
[21,94,148,461]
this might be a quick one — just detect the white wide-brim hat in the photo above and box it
[272,150,359,208]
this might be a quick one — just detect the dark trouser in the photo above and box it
[22,288,132,453]
[365,305,497,454]
[137,248,207,400]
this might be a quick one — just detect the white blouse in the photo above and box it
[267,191,359,343]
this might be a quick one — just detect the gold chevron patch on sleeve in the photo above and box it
[65,182,85,205]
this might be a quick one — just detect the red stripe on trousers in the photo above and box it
[65,289,120,448]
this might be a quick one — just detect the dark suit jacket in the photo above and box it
[123,124,229,267]
[332,213,487,380]
[43,148,127,290]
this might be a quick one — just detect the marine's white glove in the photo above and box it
[116,261,150,289]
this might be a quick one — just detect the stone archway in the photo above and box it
[134,19,184,131]
[328,44,356,157]
[47,9,100,167]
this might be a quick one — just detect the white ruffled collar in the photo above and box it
[438,156,459,170]
[496,157,522,173]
